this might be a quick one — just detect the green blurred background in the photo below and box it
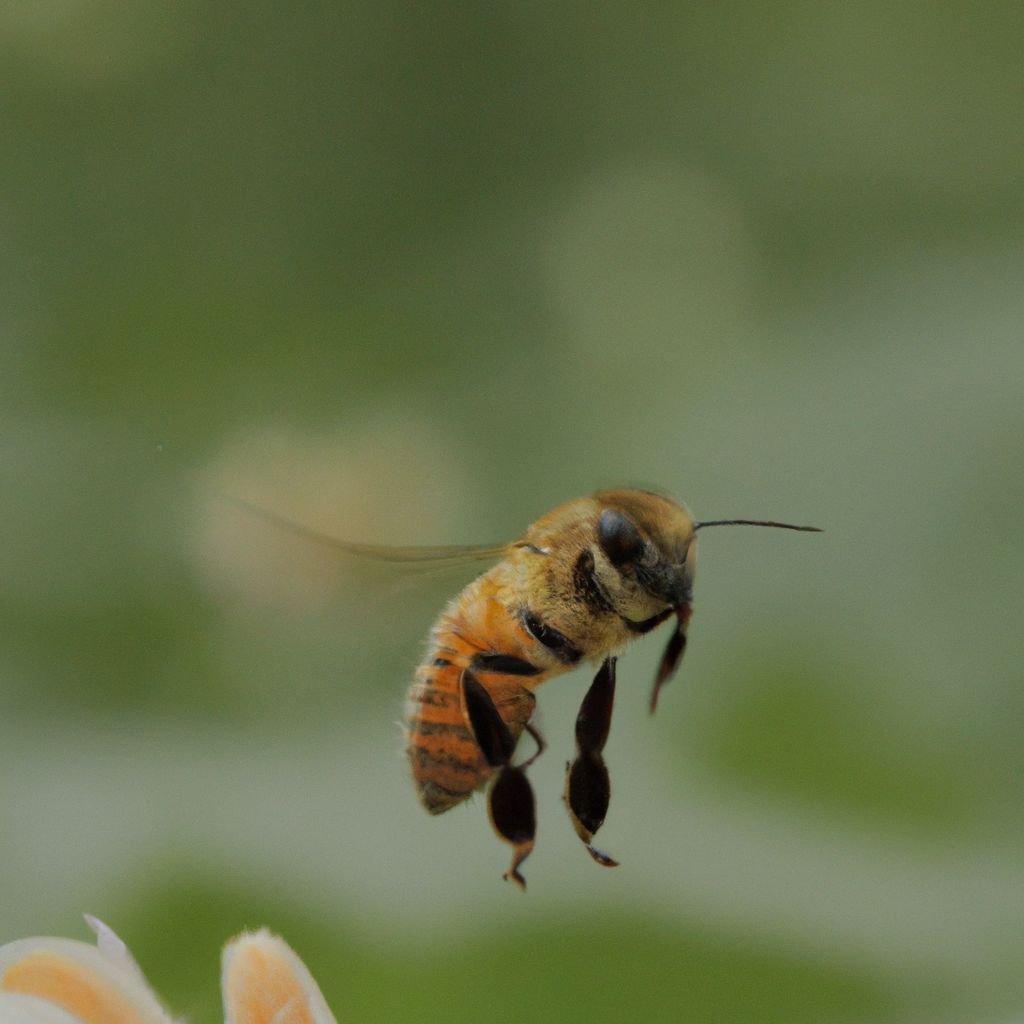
[2,3,1024,1022]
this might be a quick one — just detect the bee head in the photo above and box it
[594,491,696,608]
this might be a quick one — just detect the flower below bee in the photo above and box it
[221,928,336,1024]
[0,916,337,1024]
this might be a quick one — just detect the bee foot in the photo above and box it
[585,844,619,868]
[503,839,534,891]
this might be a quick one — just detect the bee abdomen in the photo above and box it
[406,664,490,815]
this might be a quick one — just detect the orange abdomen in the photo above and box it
[406,652,489,813]
[405,571,550,813]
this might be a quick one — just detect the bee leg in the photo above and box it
[565,657,619,868]
[461,670,536,890]
[519,721,547,769]
[461,670,516,768]
[488,764,536,891]
[650,602,693,713]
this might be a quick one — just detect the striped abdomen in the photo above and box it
[406,653,490,813]
[405,578,550,814]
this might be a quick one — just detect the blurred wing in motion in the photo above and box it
[223,495,509,566]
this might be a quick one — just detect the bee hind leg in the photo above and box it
[461,670,537,890]
[565,657,619,868]
[488,764,535,890]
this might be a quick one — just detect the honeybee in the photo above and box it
[235,488,820,889]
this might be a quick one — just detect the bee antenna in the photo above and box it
[694,519,822,533]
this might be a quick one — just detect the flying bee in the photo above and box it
[233,488,820,889]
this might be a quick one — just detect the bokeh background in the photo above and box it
[3,3,1024,1022]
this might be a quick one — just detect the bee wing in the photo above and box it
[223,495,510,566]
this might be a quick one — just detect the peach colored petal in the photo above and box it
[0,924,174,1024]
[222,930,336,1024]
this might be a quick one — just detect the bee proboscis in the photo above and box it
[234,489,820,889]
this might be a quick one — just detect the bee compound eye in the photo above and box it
[597,509,644,567]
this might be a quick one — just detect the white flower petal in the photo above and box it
[0,992,84,1024]
[82,916,128,962]
[0,929,176,1024]
[82,915,150,990]
[222,930,337,1024]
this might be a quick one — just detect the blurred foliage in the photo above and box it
[121,871,902,1024]
[2,3,1024,1023]
[689,656,983,836]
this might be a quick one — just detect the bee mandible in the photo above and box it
[235,488,820,889]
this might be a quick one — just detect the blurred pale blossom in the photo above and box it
[191,415,474,612]
[0,916,337,1024]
